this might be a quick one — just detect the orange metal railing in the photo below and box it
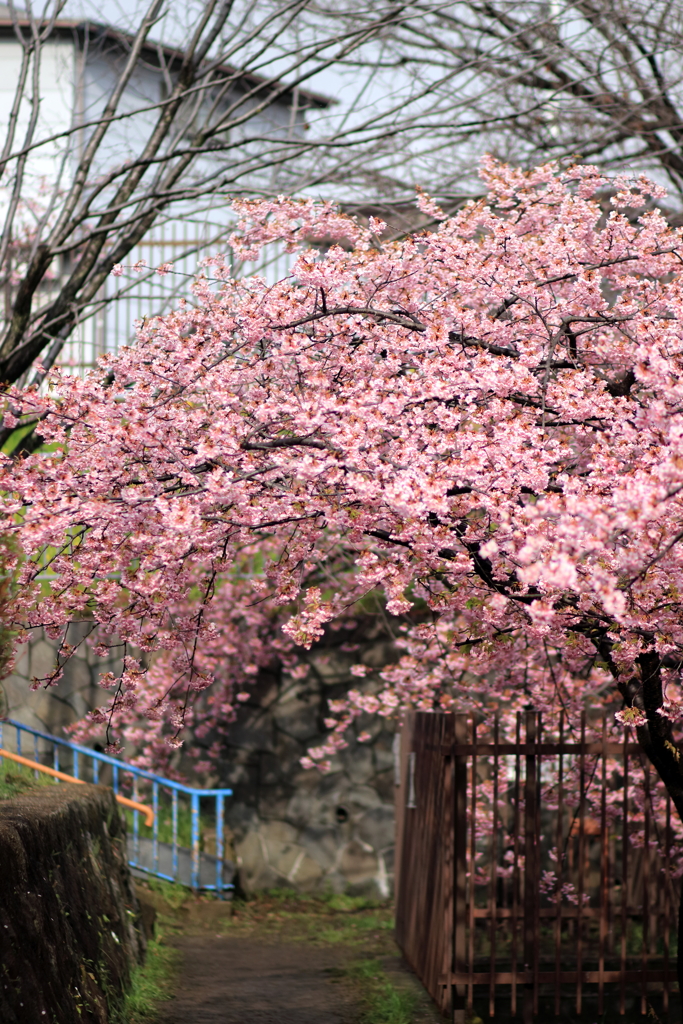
[0,746,154,826]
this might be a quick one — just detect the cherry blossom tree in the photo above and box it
[4,157,683,827]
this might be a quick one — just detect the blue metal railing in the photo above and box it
[0,718,233,897]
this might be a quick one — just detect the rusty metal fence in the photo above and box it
[394,711,679,1020]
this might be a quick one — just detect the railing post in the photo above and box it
[453,714,467,1024]
[172,789,179,881]
[132,776,140,864]
[152,782,159,875]
[191,791,200,891]
[216,794,224,899]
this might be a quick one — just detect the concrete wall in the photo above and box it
[0,623,120,739]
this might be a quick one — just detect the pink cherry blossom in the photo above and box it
[2,158,683,846]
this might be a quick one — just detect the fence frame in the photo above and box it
[394,710,678,1021]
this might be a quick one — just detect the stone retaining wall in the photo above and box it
[0,783,145,1023]
[218,637,398,898]
[3,625,399,898]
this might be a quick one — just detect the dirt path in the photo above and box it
[156,935,357,1024]
[137,886,442,1024]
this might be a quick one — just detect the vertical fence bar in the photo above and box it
[191,791,200,890]
[53,744,59,773]
[93,756,99,784]
[533,714,542,1016]
[16,725,21,756]
[112,763,119,794]
[152,782,159,875]
[599,715,608,1016]
[132,775,140,864]
[620,729,629,1015]
[523,711,537,1024]
[216,794,224,898]
[489,716,499,1018]
[33,734,39,777]
[172,788,179,880]
[468,718,477,1013]
[72,749,79,780]
[576,711,586,1016]
[641,760,651,1016]
[511,712,521,1019]
[554,712,564,1016]
[663,792,671,1012]
[440,715,455,1017]
[454,715,467,1024]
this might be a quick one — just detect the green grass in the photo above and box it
[122,803,215,850]
[346,958,418,1024]
[141,877,193,910]
[0,762,55,799]
[112,929,179,1023]
[324,893,385,912]
[217,889,396,947]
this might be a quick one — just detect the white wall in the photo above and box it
[0,37,76,211]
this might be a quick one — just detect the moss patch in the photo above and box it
[0,762,54,800]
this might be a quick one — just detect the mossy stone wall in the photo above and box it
[0,783,145,1023]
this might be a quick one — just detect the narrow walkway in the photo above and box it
[156,936,357,1024]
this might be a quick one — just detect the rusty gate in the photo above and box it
[394,711,679,1020]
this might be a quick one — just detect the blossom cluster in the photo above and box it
[3,158,683,793]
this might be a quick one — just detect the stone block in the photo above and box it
[268,840,301,877]
[226,716,273,752]
[234,828,264,869]
[28,639,58,682]
[59,655,93,696]
[299,826,342,871]
[272,703,319,739]
[357,805,395,852]
[285,788,326,827]
[225,803,259,835]
[235,830,279,891]
[288,851,324,889]
[339,839,379,887]
[257,792,293,822]
[362,641,400,668]
[373,769,395,803]
[344,745,375,785]
[260,819,298,844]
[1,672,30,714]
[347,784,383,812]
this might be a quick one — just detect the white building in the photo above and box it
[0,4,330,373]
